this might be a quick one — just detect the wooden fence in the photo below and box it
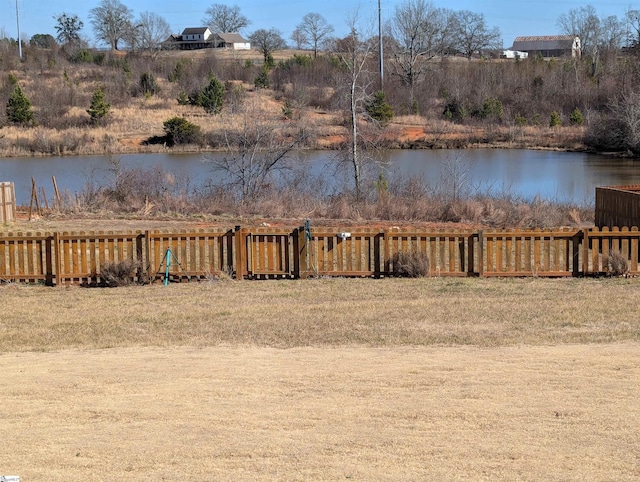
[1,226,639,285]
[595,185,640,229]
[0,182,16,223]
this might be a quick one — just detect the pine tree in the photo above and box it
[87,87,111,124]
[6,85,34,126]
[198,75,224,114]
[366,90,394,125]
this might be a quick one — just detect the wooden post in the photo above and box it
[582,228,590,276]
[0,182,8,223]
[234,226,246,280]
[477,230,484,277]
[54,231,63,286]
[45,235,54,286]
[40,186,49,210]
[52,176,61,209]
[467,233,475,276]
[374,231,382,278]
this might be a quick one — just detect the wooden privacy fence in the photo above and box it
[1,226,640,285]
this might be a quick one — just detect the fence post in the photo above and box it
[374,231,383,278]
[383,229,390,276]
[467,233,475,276]
[145,230,154,282]
[234,226,247,280]
[296,226,309,279]
[53,231,62,286]
[572,229,581,277]
[477,230,484,277]
[582,227,590,276]
[45,234,54,286]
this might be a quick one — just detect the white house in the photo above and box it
[213,33,251,50]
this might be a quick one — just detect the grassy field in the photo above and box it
[1,277,639,480]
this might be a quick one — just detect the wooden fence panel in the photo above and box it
[482,228,580,277]
[147,229,233,281]
[384,229,473,276]
[248,228,294,278]
[583,226,640,275]
[54,231,142,285]
[0,232,50,283]
[309,229,378,276]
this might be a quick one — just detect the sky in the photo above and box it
[2,0,637,48]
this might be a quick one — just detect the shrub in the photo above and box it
[163,116,202,146]
[139,72,160,96]
[387,251,430,278]
[99,259,141,287]
[366,90,394,125]
[569,107,584,126]
[481,97,504,121]
[69,48,93,63]
[606,250,630,277]
[87,86,110,124]
[254,65,270,89]
[6,85,34,126]
[549,111,561,127]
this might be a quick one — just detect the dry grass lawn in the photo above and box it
[1,278,639,480]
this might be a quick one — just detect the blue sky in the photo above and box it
[3,0,636,48]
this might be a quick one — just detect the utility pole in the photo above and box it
[378,0,383,90]
[15,0,22,59]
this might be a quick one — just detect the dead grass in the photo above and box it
[1,278,639,480]
[1,277,639,351]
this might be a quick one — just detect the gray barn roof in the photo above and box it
[511,35,576,51]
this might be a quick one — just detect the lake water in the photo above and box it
[1,149,640,205]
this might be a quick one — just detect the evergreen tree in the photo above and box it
[87,86,111,124]
[6,85,34,126]
[198,75,224,115]
[366,90,394,125]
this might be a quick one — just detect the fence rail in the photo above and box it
[1,225,639,285]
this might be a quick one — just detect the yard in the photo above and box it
[1,278,639,480]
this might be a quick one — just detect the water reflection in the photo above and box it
[1,149,639,205]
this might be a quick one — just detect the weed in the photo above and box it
[387,251,430,278]
[606,250,630,277]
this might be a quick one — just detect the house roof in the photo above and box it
[215,32,248,43]
[511,35,577,51]
[181,27,210,36]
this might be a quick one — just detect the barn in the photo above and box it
[510,36,581,58]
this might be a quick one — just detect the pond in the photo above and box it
[1,149,639,205]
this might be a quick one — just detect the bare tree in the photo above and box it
[290,28,308,50]
[335,11,376,201]
[599,15,625,53]
[557,5,600,56]
[625,9,640,49]
[206,101,307,200]
[295,13,334,58]
[136,12,171,56]
[203,4,249,33]
[451,10,501,60]
[249,28,287,62]
[388,0,453,100]
[89,0,133,50]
